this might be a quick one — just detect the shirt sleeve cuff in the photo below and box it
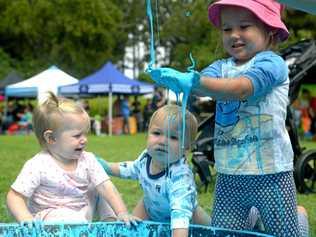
[10,184,31,198]
[171,217,190,229]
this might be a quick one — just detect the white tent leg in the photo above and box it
[109,92,112,136]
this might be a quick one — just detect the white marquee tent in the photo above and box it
[5,65,78,103]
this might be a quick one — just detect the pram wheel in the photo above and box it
[294,149,316,193]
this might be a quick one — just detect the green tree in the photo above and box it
[0,48,14,80]
[145,0,316,70]
[145,0,225,71]
[0,0,315,82]
[113,0,149,77]
[0,0,128,78]
[283,9,316,46]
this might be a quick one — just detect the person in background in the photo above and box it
[291,98,302,133]
[1,101,16,133]
[310,95,316,139]
[143,98,153,131]
[132,96,143,132]
[148,0,299,235]
[151,87,166,111]
[300,89,314,138]
[17,104,33,134]
[6,92,139,226]
[93,114,102,136]
[113,96,122,117]
[120,95,130,134]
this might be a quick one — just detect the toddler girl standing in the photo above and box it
[149,0,299,235]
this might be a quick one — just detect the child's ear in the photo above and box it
[43,130,56,144]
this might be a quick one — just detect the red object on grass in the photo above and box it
[7,123,19,135]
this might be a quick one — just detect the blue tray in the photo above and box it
[0,221,274,237]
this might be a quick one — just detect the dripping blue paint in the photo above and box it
[0,221,274,237]
[145,0,198,149]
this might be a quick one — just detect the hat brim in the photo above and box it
[208,0,289,41]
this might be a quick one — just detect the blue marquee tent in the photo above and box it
[59,61,154,135]
[59,61,154,95]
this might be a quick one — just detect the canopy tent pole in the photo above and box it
[3,95,8,118]
[108,92,112,136]
[98,96,102,115]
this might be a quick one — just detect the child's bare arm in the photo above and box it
[96,180,127,214]
[132,198,148,220]
[96,157,123,177]
[192,206,211,225]
[108,162,121,176]
[96,180,140,225]
[173,228,189,237]
[195,76,253,100]
[96,157,118,176]
[6,189,33,222]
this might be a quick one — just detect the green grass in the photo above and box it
[0,134,315,236]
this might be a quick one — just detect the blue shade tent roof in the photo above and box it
[59,61,154,95]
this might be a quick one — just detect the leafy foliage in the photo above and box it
[153,0,316,70]
[0,48,14,79]
[153,0,225,70]
[0,0,314,80]
[0,0,127,78]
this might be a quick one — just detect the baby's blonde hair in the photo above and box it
[32,92,90,148]
[148,104,198,149]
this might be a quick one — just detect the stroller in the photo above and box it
[191,39,316,194]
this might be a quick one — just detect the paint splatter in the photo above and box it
[0,221,273,236]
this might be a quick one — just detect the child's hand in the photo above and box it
[148,67,200,94]
[117,212,141,228]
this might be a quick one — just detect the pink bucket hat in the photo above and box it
[208,0,289,41]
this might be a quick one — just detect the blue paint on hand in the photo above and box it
[147,67,200,95]
[147,66,200,148]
